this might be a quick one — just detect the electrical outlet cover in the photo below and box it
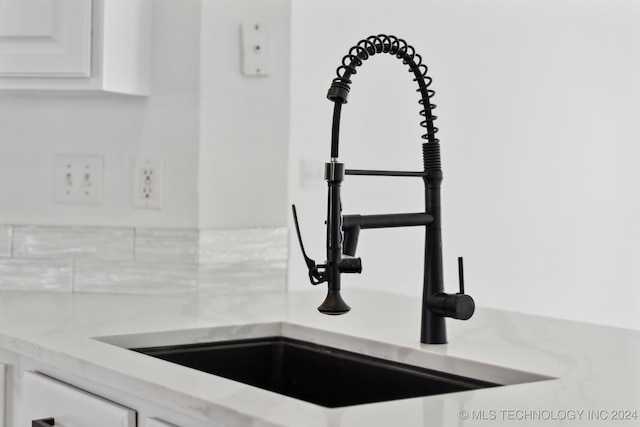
[53,155,103,205]
[133,157,163,209]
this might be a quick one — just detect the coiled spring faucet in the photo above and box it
[293,34,474,344]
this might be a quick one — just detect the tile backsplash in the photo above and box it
[0,225,288,295]
[13,226,134,261]
[0,225,11,257]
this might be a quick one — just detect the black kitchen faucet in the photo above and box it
[293,34,474,344]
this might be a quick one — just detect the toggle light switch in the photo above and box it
[53,155,103,205]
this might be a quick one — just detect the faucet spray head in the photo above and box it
[318,289,351,315]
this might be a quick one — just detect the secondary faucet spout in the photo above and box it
[292,34,474,344]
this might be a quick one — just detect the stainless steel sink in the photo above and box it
[131,336,498,407]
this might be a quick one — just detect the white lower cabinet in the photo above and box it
[19,371,136,427]
[2,353,209,427]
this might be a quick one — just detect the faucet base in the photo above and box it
[421,313,447,344]
[318,290,351,315]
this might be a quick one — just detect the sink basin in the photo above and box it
[132,336,498,407]
[96,322,554,408]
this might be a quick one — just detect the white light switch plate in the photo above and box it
[53,155,103,205]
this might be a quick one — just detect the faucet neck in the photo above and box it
[422,163,446,343]
[326,34,439,160]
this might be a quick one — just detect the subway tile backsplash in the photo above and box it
[0,225,287,295]
[0,225,10,257]
[199,227,288,294]
[74,260,198,294]
[135,228,199,264]
[0,258,72,291]
[13,226,134,261]
[199,228,288,264]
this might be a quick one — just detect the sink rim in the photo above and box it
[93,321,555,387]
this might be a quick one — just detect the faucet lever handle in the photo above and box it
[427,256,475,321]
[291,205,326,285]
[458,256,465,294]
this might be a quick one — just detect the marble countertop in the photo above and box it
[0,288,638,426]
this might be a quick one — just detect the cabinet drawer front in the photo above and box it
[21,371,135,427]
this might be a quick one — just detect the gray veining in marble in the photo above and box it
[0,258,72,291]
[12,226,134,261]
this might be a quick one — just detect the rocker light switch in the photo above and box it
[241,22,270,76]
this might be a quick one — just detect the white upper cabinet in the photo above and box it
[0,0,151,95]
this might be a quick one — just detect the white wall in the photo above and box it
[288,0,640,330]
[0,0,201,228]
[199,0,290,229]
[0,0,291,231]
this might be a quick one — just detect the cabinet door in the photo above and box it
[0,0,150,94]
[0,0,92,77]
[20,371,135,427]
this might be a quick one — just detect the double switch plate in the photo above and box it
[53,155,103,205]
